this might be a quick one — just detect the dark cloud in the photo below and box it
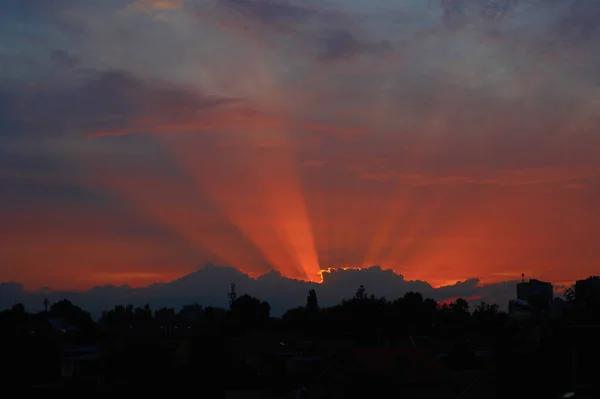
[438,1,557,30]
[441,0,471,30]
[0,282,25,301]
[0,68,219,209]
[0,69,240,137]
[315,30,393,63]
[317,30,361,61]
[218,0,319,29]
[51,49,78,69]
[439,0,522,30]
[213,0,391,63]
[0,264,523,318]
[553,0,600,44]
[439,0,518,29]
[0,177,108,208]
[0,90,24,134]
[0,0,91,37]
[0,0,65,17]
[0,0,121,21]
[0,127,199,219]
[479,0,520,22]
[437,0,600,50]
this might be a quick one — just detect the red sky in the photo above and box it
[1,0,600,291]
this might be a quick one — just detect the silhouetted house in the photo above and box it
[517,279,553,311]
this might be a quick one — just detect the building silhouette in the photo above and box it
[574,277,600,308]
[517,278,553,311]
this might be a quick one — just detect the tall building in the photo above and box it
[574,277,600,308]
[517,278,553,311]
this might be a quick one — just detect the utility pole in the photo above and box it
[228,283,237,310]
[43,298,49,313]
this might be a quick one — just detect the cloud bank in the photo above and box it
[0,264,521,318]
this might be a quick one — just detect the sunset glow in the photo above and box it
[1,1,600,292]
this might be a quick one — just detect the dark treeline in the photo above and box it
[1,277,600,398]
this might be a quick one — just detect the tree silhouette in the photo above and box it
[306,289,319,312]
[282,306,305,322]
[230,294,270,326]
[354,285,367,301]
[451,298,469,314]
[403,291,424,305]
[0,303,28,333]
[473,302,503,334]
[11,303,26,314]
[50,299,93,329]
[100,303,155,333]
[474,302,498,316]
[564,287,576,302]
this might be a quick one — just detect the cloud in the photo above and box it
[211,0,393,63]
[0,264,522,318]
[0,60,368,142]
[315,29,394,63]
[0,68,241,138]
[440,0,521,29]
[51,49,78,69]
[0,282,26,304]
[554,0,600,45]
[217,0,322,29]
[128,0,183,13]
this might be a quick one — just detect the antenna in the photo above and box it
[521,273,525,283]
[228,283,237,309]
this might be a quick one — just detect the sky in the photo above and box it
[1,0,600,300]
